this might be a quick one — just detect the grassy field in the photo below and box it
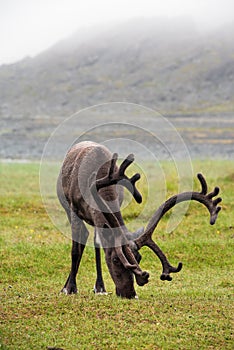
[0,160,233,350]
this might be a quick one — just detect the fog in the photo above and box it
[1,0,234,64]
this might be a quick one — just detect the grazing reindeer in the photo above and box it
[57,141,222,298]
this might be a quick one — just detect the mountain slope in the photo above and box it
[0,18,234,159]
[0,18,234,119]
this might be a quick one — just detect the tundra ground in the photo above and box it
[0,160,233,349]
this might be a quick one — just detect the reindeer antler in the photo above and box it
[89,153,149,286]
[134,173,222,281]
[94,153,142,203]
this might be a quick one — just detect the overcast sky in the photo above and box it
[1,0,234,65]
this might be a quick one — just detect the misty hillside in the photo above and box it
[0,18,234,159]
[1,18,234,118]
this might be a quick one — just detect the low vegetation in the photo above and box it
[0,160,233,349]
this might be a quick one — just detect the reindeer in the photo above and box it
[57,141,222,298]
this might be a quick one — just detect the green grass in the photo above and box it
[0,160,234,350]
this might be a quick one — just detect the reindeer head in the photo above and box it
[90,151,222,298]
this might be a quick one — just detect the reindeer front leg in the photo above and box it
[62,211,89,294]
[94,246,107,294]
[92,227,107,294]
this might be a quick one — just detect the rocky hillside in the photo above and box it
[1,18,234,118]
[0,18,233,159]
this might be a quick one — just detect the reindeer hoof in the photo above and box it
[93,285,108,295]
[61,285,77,295]
[61,287,69,295]
[95,291,109,296]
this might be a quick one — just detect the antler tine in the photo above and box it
[115,246,137,270]
[119,153,135,176]
[94,152,142,203]
[195,174,222,225]
[197,173,208,194]
[94,153,118,190]
[115,245,149,286]
[118,153,142,203]
[213,197,222,206]
[197,173,221,200]
[119,173,142,204]
[108,152,118,179]
[207,186,220,199]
